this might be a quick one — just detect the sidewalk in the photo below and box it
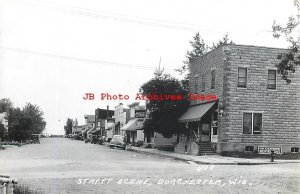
[130,146,300,165]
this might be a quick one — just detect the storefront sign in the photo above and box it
[135,110,146,118]
[258,147,282,154]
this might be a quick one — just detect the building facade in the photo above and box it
[0,112,8,133]
[121,102,146,145]
[83,115,95,139]
[176,44,300,155]
[113,103,130,136]
[95,106,114,136]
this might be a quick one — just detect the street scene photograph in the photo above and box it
[0,0,300,193]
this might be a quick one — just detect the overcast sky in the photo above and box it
[0,0,297,135]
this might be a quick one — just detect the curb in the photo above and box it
[131,148,300,165]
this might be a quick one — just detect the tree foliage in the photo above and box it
[22,103,46,134]
[0,124,5,140]
[64,118,73,135]
[0,98,13,113]
[7,102,46,141]
[176,33,208,83]
[0,98,46,141]
[140,70,190,138]
[176,33,234,89]
[210,33,235,50]
[272,0,300,83]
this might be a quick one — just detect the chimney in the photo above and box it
[106,105,109,119]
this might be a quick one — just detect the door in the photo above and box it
[211,126,218,142]
[200,124,210,142]
[211,112,218,143]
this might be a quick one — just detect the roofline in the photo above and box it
[190,43,289,65]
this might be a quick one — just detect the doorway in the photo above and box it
[200,124,210,142]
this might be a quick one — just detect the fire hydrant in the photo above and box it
[270,150,276,162]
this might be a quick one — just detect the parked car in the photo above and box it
[30,134,40,144]
[109,135,126,150]
[75,134,83,141]
[84,138,91,143]
[91,135,99,144]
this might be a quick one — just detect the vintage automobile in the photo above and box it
[30,134,40,144]
[75,134,83,141]
[91,135,99,144]
[109,135,126,150]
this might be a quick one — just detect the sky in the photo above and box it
[0,0,297,135]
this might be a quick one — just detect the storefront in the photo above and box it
[175,101,218,155]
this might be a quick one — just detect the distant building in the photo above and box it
[121,102,146,145]
[113,103,130,136]
[94,106,114,136]
[176,44,300,155]
[72,125,84,134]
[105,118,115,141]
[0,112,8,134]
[82,115,95,139]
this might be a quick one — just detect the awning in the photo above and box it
[91,128,101,134]
[178,101,216,123]
[105,123,115,130]
[121,118,138,131]
[87,127,95,134]
[131,119,146,130]
[82,126,89,133]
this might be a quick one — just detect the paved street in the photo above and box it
[0,138,299,194]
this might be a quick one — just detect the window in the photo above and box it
[253,113,262,134]
[202,75,205,92]
[238,68,247,88]
[268,70,276,89]
[291,147,299,153]
[243,113,252,134]
[211,69,215,89]
[194,76,199,93]
[243,113,262,134]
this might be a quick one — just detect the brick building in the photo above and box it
[94,106,114,136]
[175,44,300,155]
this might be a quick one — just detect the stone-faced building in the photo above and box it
[176,44,300,155]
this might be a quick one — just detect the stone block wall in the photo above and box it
[220,44,300,153]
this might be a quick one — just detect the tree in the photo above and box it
[272,0,300,83]
[64,118,73,135]
[176,33,234,89]
[7,107,25,141]
[210,33,235,50]
[22,103,46,134]
[140,70,190,138]
[0,98,13,113]
[176,33,208,90]
[0,124,5,141]
[5,102,46,141]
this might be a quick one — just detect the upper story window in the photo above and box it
[211,69,215,89]
[243,113,262,134]
[202,75,205,92]
[238,67,247,88]
[194,76,199,93]
[268,70,276,90]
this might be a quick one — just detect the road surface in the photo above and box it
[0,138,299,194]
